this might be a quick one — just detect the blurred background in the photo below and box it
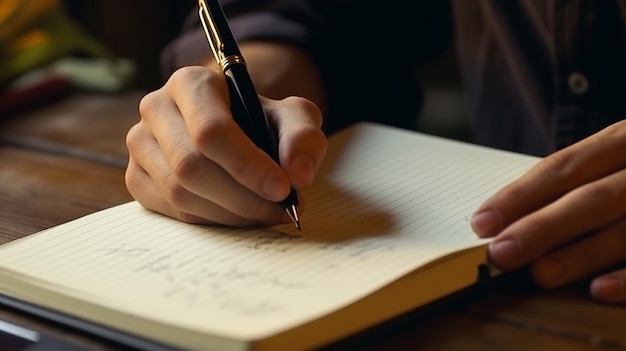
[61,0,195,89]
[0,0,470,140]
[0,0,198,120]
[0,0,197,91]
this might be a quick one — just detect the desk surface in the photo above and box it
[1,92,625,351]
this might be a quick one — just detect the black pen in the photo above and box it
[198,0,301,230]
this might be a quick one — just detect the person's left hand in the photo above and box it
[471,119,626,304]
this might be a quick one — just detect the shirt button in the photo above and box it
[568,72,589,95]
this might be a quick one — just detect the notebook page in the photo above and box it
[0,123,539,340]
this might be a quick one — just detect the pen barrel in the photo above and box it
[225,64,280,165]
[225,64,299,209]
[201,0,241,59]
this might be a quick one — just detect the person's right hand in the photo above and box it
[125,65,327,226]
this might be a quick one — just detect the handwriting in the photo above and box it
[99,246,305,316]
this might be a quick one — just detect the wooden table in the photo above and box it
[1,92,625,351]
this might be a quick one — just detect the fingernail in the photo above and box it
[489,240,521,269]
[533,258,565,286]
[291,155,315,186]
[262,175,289,200]
[591,277,624,301]
[471,210,500,237]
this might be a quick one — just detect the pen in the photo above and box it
[198,0,301,231]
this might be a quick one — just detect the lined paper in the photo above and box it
[0,123,539,340]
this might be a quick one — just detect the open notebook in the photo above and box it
[0,123,539,351]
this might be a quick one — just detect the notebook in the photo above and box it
[0,122,539,351]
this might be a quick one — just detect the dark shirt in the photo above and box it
[161,0,626,156]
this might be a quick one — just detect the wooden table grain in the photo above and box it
[0,91,624,351]
[1,92,142,238]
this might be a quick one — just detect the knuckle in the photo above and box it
[162,176,192,210]
[574,183,617,209]
[171,148,205,186]
[138,91,163,120]
[169,66,223,92]
[281,95,313,109]
[282,96,323,126]
[541,151,577,183]
[191,116,230,149]
[169,66,207,83]
[565,182,621,223]
[124,162,141,193]
[125,123,143,151]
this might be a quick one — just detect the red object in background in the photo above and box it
[0,75,73,118]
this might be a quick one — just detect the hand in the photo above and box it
[471,120,626,304]
[125,66,327,226]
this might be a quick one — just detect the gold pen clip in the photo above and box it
[198,0,245,72]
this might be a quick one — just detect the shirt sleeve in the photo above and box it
[160,0,343,78]
[160,0,453,133]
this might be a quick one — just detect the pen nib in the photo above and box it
[285,205,301,231]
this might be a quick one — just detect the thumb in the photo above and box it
[263,96,327,189]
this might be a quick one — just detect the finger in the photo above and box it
[127,156,282,226]
[472,120,626,237]
[488,167,626,270]
[591,268,626,304]
[126,155,208,224]
[126,124,207,224]
[164,66,291,202]
[529,216,626,290]
[127,104,284,225]
[263,96,327,189]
